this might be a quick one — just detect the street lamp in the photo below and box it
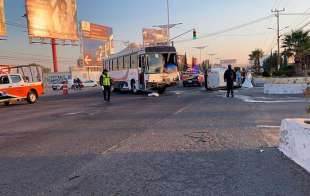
[152,0,182,44]
[193,46,208,65]
[208,53,216,67]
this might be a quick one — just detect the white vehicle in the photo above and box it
[207,68,226,89]
[83,80,98,88]
[52,79,74,90]
[104,46,179,94]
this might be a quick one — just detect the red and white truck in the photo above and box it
[0,65,44,105]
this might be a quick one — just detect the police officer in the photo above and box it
[101,69,112,102]
[224,65,236,98]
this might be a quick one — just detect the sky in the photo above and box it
[0,0,310,71]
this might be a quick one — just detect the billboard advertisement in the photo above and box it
[83,39,112,67]
[0,0,6,37]
[25,0,78,40]
[143,28,168,46]
[81,21,113,67]
[81,21,113,41]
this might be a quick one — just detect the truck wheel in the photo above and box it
[4,101,10,106]
[27,91,38,104]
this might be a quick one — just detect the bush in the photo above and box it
[262,71,271,77]
[272,65,296,77]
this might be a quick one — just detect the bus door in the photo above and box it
[139,55,146,90]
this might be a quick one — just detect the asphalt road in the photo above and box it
[0,87,310,196]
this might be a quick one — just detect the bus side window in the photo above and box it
[118,57,124,70]
[113,58,118,71]
[131,53,138,68]
[124,55,130,69]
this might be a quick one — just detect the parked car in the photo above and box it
[52,79,74,90]
[82,80,98,88]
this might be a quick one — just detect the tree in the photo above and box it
[249,49,264,73]
[263,51,278,72]
[282,30,310,72]
[28,63,51,74]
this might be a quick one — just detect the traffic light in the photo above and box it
[193,29,197,40]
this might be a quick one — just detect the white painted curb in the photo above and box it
[279,119,310,173]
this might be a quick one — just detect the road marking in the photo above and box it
[63,112,82,116]
[174,104,192,115]
[224,95,310,103]
[257,125,281,128]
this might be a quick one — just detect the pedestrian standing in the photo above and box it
[99,72,104,95]
[101,69,112,102]
[224,65,236,98]
[204,69,208,90]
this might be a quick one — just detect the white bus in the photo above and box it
[104,46,179,94]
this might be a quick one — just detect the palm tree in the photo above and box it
[282,30,310,72]
[249,49,264,73]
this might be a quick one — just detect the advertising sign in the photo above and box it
[81,21,113,67]
[0,0,6,37]
[82,38,113,67]
[142,28,168,46]
[25,0,78,40]
[81,21,112,41]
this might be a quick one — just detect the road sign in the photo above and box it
[84,54,92,66]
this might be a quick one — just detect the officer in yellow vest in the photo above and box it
[101,69,112,102]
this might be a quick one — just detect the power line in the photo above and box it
[174,15,273,43]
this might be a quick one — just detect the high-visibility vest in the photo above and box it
[102,73,111,86]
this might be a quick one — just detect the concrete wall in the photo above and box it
[264,77,310,94]
[264,84,308,94]
[279,119,310,173]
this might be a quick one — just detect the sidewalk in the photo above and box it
[43,87,101,97]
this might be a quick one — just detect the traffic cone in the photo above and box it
[63,82,68,96]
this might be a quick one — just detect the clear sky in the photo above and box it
[0,0,310,71]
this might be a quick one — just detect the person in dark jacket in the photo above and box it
[224,65,236,98]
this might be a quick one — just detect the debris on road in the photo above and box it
[148,92,160,97]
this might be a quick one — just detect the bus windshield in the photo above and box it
[147,53,163,74]
[147,53,177,74]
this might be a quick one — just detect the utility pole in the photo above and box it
[167,0,170,44]
[271,8,285,70]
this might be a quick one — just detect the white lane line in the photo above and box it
[63,112,82,116]
[257,125,281,128]
[174,104,192,115]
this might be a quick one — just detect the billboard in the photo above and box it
[81,21,113,41]
[25,0,78,40]
[142,28,168,46]
[81,21,113,67]
[0,0,6,37]
[83,39,112,67]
